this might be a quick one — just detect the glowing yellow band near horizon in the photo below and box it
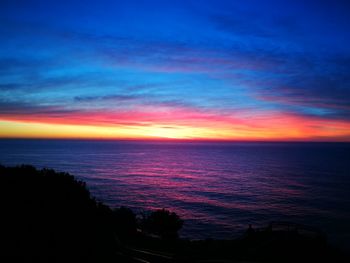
[1,119,350,141]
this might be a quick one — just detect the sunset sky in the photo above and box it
[1,0,350,141]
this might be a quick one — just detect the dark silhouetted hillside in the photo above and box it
[0,165,118,262]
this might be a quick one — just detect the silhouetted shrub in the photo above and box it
[113,206,137,237]
[143,208,183,239]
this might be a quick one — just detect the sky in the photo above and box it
[1,0,350,141]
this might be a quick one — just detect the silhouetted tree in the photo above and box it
[143,208,183,239]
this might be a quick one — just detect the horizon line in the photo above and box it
[1,137,349,144]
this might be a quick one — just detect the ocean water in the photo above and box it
[0,139,349,248]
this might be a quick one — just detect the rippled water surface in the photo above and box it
[0,139,349,247]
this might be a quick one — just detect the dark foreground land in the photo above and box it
[0,165,348,263]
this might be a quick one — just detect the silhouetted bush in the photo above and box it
[113,206,137,237]
[142,208,183,239]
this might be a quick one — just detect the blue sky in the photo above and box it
[1,0,350,140]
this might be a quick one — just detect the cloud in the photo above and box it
[247,53,350,121]
[0,100,77,116]
[74,94,138,102]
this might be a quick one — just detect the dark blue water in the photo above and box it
[0,139,349,248]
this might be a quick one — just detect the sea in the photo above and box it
[0,139,349,249]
